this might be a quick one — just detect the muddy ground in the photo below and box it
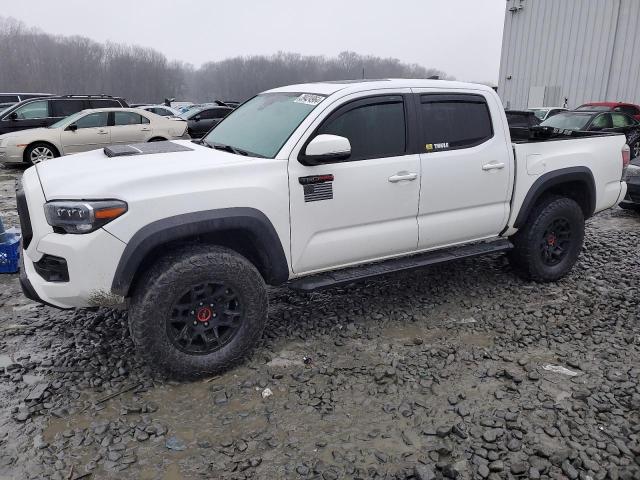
[0,162,639,480]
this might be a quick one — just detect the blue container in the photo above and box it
[0,226,21,274]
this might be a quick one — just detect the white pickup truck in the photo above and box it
[16,79,629,377]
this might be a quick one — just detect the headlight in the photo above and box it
[624,164,640,180]
[44,200,127,234]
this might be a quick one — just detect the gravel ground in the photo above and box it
[1,163,639,480]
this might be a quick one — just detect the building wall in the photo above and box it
[498,0,640,110]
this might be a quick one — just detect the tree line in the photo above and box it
[0,17,451,104]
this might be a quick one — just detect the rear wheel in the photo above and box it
[25,142,59,164]
[129,245,268,379]
[508,196,584,282]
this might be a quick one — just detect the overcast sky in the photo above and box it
[2,0,506,83]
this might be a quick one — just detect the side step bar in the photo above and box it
[288,239,513,292]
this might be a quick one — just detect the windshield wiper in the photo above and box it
[211,142,251,156]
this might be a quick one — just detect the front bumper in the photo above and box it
[0,145,24,163]
[18,168,128,308]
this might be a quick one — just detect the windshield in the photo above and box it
[203,92,326,158]
[576,105,610,112]
[179,107,202,120]
[540,112,592,130]
[48,110,87,129]
[529,109,548,120]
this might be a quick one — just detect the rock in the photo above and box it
[165,436,186,451]
[261,388,273,399]
[414,464,437,480]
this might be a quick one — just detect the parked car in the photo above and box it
[539,110,640,158]
[528,107,567,121]
[138,105,184,120]
[0,108,188,164]
[0,95,129,135]
[576,102,640,121]
[16,79,629,377]
[619,157,640,211]
[180,105,233,138]
[223,100,241,108]
[505,110,541,140]
[0,93,55,112]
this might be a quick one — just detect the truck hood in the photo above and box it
[36,140,255,199]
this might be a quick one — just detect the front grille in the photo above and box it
[34,255,69,282]
[15,183,33,249]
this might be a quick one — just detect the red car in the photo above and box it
[576,102,640,121]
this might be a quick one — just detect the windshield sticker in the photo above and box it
[294,94,325,106]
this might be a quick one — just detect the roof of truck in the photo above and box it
[266,79,494,96]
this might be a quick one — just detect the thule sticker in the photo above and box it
[294,94,325,106]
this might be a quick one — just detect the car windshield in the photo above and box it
[179,107,202,120]
[529,109,548,120]
[202,92,326,158]
[540,112,592,130]
[48,110,88,129]
[576,105,610,112]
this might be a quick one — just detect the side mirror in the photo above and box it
[300,134,351,165]
[194,115,201,122]
[67,124,78,132]
[9,112,18,121]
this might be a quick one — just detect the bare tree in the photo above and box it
[0,16,451,104]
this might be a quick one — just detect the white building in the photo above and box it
[498,0,640,110]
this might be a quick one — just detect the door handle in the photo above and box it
[388,172,418,183]
[482,162,505,171]
[97,130,108,135]
[141,127,151,132]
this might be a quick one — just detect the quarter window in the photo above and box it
[114,111,149,125]
[611,113,634,128]
[52,100,86,117]
[317,98,406,160]
[75,112,109,129]
[14,100,50,120]
[420,94,493,151]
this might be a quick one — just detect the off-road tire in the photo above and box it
[129,245,268,379]
[508,195,584,282]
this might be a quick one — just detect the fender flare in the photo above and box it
[110,207,289,296]
[513,166,596,229]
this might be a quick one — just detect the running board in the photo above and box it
[288,239,513,292]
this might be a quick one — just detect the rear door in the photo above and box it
[189,108,220,137]
[110,111,152,144]
[288,92,421,273]
[413,90,512,249]
[50,99,88,125]
[59,111,110,154]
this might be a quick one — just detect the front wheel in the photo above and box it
[508,196,584,282]
[129,245,268,379]
[25,142,59,165]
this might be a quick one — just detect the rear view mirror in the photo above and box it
[9,112,17,121]
[301,134,351,165]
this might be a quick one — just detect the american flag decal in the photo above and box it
[303,182,333,202]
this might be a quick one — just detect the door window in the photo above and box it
[611,113,635,128]
[590,114,612,130]
[75,112,109,129]
[419,94,493,151]
[51,100,86,117]
[316,97,406,161]
[114,111,149,125]
[14,100,50,119]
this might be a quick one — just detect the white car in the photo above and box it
[138,105,184,119]
[16,79,628,378]
[0,108,189,164]
[528,107,568,121]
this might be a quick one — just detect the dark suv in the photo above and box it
[0,95,128,135]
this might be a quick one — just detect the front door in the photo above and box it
[60,111,111,154]
[413,90,512,249]
[288,94,420,273]
[0,99,50,134]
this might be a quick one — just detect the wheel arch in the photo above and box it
[23,141,60,163]
[148,136,168,142]
[111,208,290,297]
[513,167,596,229]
